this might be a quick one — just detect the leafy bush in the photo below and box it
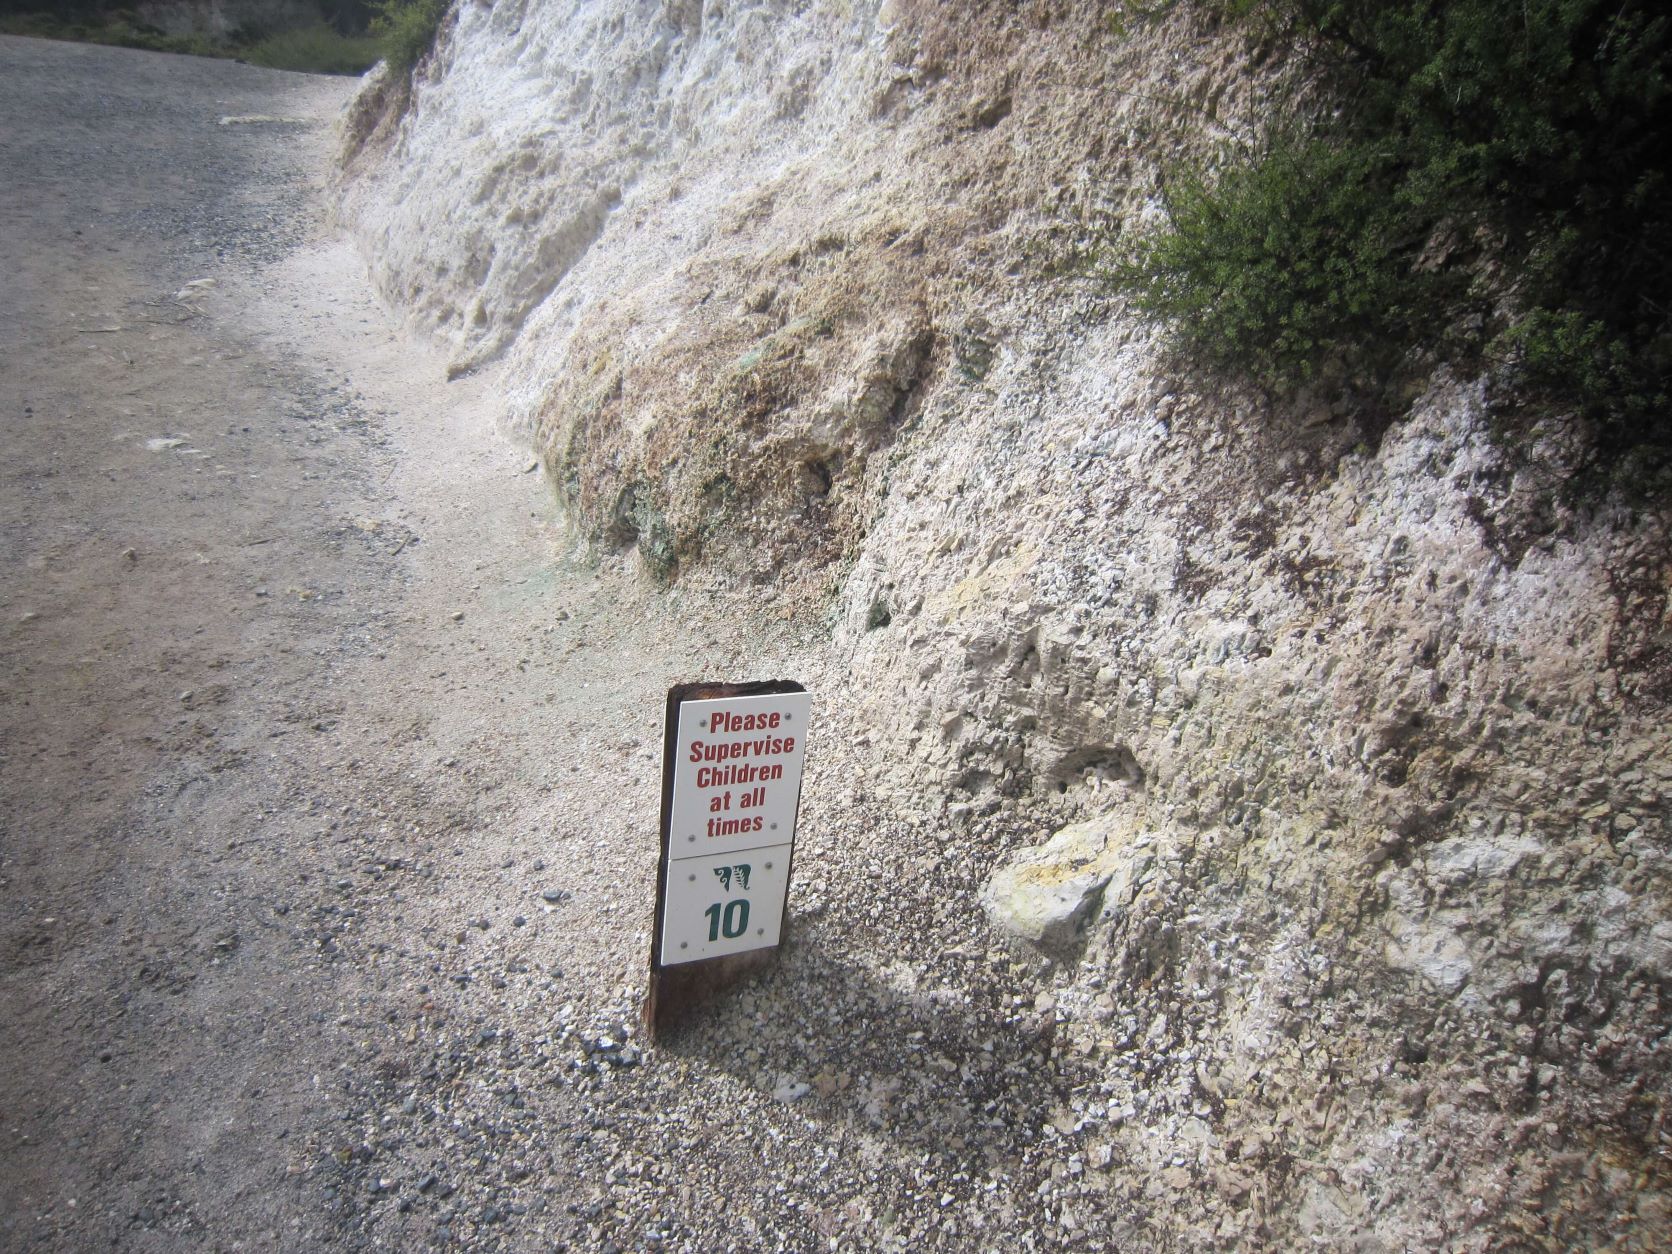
[244,23,379,75]
[1,4,382,74]
[370,0,447,74]
[1117,131,1426,389]
[1116,0,1672,473]
[0,10,218,57]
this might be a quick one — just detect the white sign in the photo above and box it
[660,690,810,965]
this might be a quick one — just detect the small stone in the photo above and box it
[1213,1167,1252,1201]
[450,610,465,622]
[981,813,1136,951]
[772,1079,811,1102]
[541,889,569,904]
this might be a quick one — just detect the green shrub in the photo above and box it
[1117,131,1427,389]
[370,0,447,73]
[1115,0,1672,474]
[244,23,380,75]
[0,6,383,74]
[0,10,218,57]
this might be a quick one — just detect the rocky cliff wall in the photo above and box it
[340,1,1671,1245]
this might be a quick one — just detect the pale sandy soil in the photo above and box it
[2,35,1149,1254]
[0,34,778,1249]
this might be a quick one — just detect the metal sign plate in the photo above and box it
[656,689,809,967]
[658,847,793,964]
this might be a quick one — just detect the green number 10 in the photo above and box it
[703,899,750,941]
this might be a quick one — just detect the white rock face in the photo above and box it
[342,0,894,378]
[340,1,1672,1245]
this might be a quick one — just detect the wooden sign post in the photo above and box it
[646,680,809,1039]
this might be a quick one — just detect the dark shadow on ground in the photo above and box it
[653,922,1094,1179]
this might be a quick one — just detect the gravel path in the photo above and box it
[1,35,1156,1254]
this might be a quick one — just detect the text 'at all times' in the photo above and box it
[688,709,796,839]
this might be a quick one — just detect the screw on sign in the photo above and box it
[646,680,809,1037]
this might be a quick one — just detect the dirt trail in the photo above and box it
[0,35,777,1249]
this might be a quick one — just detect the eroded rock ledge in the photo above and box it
[340,1,1672,1245]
